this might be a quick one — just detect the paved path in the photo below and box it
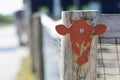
[0,25,29,80]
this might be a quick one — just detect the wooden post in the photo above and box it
[24,1,44,80]
[32,13,44,80]
[60,10,98,80]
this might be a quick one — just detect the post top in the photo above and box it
[62,10,98,13]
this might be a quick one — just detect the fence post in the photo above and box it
[60,11,98,80]
[32,13,44,80]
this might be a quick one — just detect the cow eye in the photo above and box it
[80,29,84,33]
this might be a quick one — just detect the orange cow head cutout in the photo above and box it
[56,19,106,64]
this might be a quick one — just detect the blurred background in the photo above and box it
[0,0,120,80]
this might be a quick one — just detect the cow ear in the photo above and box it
[56,24,69,35]
[94,24,107,35]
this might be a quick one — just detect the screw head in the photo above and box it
[80,29,84,33]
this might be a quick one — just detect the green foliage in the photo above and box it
[68,5,77,10]
[39,6,49,13]
[81,5,90,10]
[0,14,13,24]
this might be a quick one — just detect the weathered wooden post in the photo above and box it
[32,13,44,80]
[56,10,106,80]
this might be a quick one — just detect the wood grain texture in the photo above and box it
[99,14,120,43]
[60,11,98,80]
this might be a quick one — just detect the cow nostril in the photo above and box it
[80,29,84,33]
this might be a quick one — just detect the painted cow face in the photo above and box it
[56,19,106,64]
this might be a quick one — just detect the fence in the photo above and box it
[97,14,120,80]
[97,37,120,80]
[30,12,120,80]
